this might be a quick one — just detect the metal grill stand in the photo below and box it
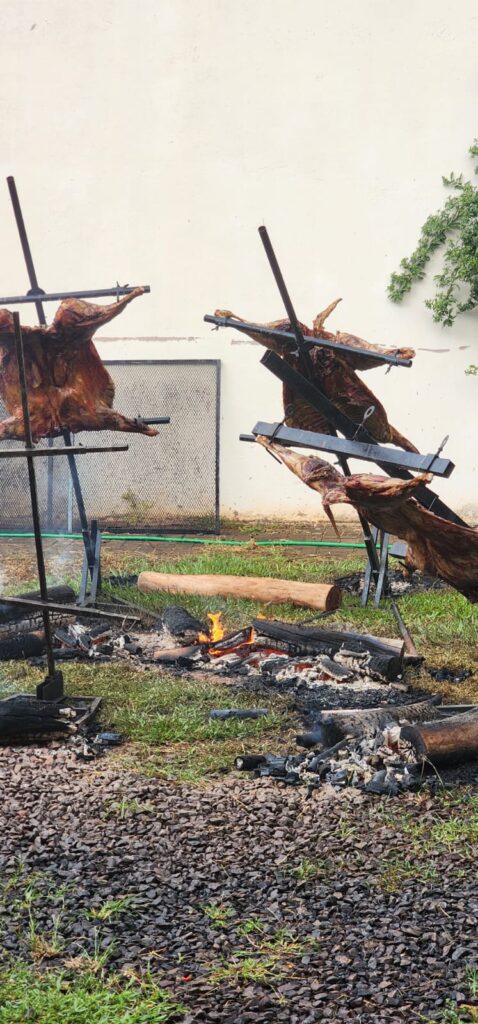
[2,314,133,704]
[207,226,460,652]
[3,177,169,603]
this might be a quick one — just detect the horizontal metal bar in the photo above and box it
[0,444,129,459]
[140,417,170,425]
[0,595,139,621]
[248,422,455,477]
[0,285,151,306]
[204,313,412,368]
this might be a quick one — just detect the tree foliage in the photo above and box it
[388,140,478,326]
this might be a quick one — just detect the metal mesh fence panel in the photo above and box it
[0,360,220,534]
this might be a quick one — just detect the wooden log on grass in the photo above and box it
[138,572,341,612]
[401,709,478,766]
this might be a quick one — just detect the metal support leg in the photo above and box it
[373,531,390,608]
[12,313,63,701]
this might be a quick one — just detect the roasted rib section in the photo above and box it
[256,436,478,603]
[0,287,157,441]
[215,304,417,452]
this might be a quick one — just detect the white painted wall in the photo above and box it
[0,0,476,522]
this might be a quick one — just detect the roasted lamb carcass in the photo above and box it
[0,287,157,441]
[215,301,417,452]
[256,436,478,603]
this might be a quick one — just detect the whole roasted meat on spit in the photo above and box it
[0,287,157,441]
[215,300,417,451]
[256,436,478,603]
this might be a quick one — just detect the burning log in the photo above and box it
[401,709,478,766]
[0,585,76,625]
[138,572,341,611]
[296,696,442,748]
[252,619,404,680]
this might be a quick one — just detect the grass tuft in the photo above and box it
[0,963,184,1023]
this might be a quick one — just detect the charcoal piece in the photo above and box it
[260,656,291,675]
[257,755,290,777]
[365,770,400,796]
[318,655,353,681]
[209,709,268,721]
[296,728,328,749]
[326,768,349,786]
[161,605,206,637]
[123,642,143,655]
[96,643,114,655]
[235,755,268,771]
[95,732,123,746]
[430,667,473,684]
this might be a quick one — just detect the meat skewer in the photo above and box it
[255,436,478,603]
[0,287,157,441]
[214,304,417,452]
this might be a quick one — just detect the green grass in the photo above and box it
[201,903,235,929]
[1,544,477,783]
[0,660,294,783]
[375,856,438,893]
[209,927,319,988]
[0,964,184,1023]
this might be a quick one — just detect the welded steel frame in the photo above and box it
[243,421,455,477]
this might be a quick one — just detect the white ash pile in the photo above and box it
[236,697,448,796]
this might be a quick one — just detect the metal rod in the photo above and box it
[390,598,419,658]
[204,314,413,368]
[258,226,380,580]
[12,312,56,680]
[62,430,95,571]
[258,226,316,378]
[7,177,46,325]
[246,422,454,477]
[7,177,58,530]
[139,417,170,425]
[0,444,129,459]
[0,285,151,306]
[0,595,139,622]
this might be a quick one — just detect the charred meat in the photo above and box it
[256,436,478,603]
[215,302,417,452]
[0,288,157,441]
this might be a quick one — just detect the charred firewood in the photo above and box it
[296,696,442,748]
[209,709,268,721]
[0,631,46,660]
[0,696,75,740]
[160,605,206,637]
[252,618,404,680]
[401,709,478,766]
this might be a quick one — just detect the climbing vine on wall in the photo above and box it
[388,140,478,326]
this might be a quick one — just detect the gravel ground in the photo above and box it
[1,746,478,1022]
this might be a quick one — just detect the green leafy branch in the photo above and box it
[388,139,478,326]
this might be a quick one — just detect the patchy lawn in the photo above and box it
[0,538,478,1021]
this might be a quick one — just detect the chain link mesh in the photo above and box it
[0,360,220,534]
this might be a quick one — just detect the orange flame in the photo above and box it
[198,612,225,644]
